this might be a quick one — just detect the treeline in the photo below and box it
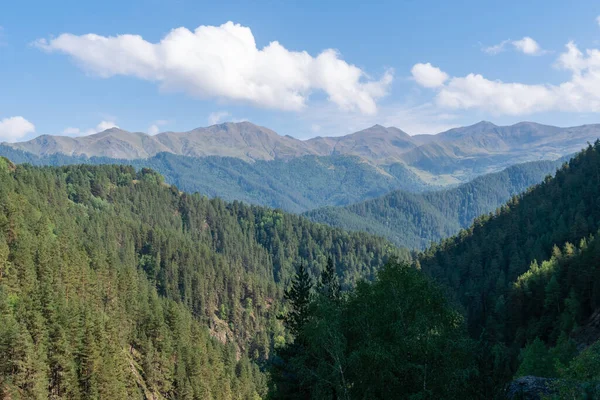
[306,159,564,249]
[0,157,402,398]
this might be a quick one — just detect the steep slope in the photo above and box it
[416,141,600,344]
[306,158,565,249]
[0,146,431,212]
[0,158,405,398]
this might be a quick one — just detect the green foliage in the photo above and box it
[271,260,476,399]
[516,338,555,378]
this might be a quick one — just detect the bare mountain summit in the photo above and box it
[5,121,600,179]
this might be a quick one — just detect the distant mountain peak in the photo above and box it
[472,120,497,128]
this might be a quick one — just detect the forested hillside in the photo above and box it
[306,158,565,249]
[416,142,600,396]
[0,146,430,213]
[274,142,600,399]
[0,157,403,399]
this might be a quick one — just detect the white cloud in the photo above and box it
[483,37,545,56]
[413,41,600,115]
[208,111,231,125]
[63,120,119,136]
[411,63,448,88]
[483,39,511,55]
[0,116,36,142]
[34,22,392,115]
[597,15,600,26]
[147,119,168,135]
[296,101,460,138]
[96,120,118,131]
[512,37,543,55]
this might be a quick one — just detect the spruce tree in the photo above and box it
[282,263,313,337]
[318,257,340,301]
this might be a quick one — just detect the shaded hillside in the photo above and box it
[0,158,403,398]
[0,146,431,212]
[306,158,565,249]
[418,143,600,335]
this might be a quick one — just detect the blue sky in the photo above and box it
[2,0,600,141]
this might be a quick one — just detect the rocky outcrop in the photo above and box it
[573,308,600,351]
[505,376,556,400]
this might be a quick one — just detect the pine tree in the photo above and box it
[281,263,313,337]
[318,257,340,301]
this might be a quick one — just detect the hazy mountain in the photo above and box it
[154,121,315,160]
[6,122,313,162]
[306,124,417,164]
[6,128,172,159]
[5,120,600,184]
[403,121,599,175]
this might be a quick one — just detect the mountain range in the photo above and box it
[5,121,600,183]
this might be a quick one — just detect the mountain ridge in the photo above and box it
[5,120,600,184]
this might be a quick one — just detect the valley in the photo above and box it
[5,4,600,397]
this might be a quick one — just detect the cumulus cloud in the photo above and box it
[208,111,231,125]
[483,37,545,56]
[412,41,600,115]
[148,119,168,135]
[34,22,392,115]
[0,116,36,142]
[63,120,119,136]
[512,37,543,55]
[411,63,448,88]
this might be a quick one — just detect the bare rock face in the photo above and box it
[572,308,600,351]
[505,376,556,400]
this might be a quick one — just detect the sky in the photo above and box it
[2,0,600,142]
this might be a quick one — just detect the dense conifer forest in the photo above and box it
[269,143,600,398]
[305,158,566,249]
[0,157,403,399]
[2,142,600,399]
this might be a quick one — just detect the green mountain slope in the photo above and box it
[414,142,600,394]
[418,144,600,334]
[0,146,431,212]
[0,157,403,398]
[305,158,565,249]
